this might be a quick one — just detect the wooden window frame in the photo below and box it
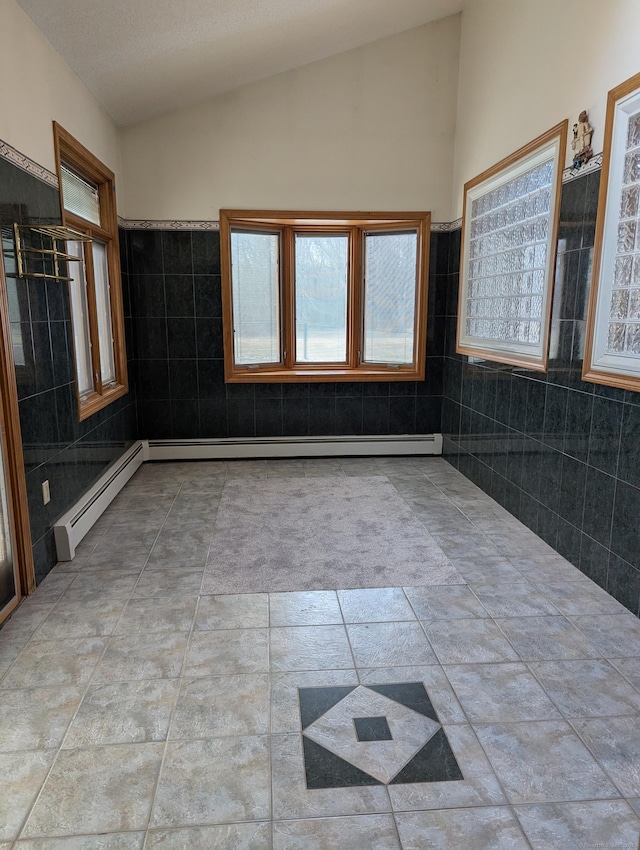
[220,210,430,383]
[0,248,35,622]
[583,71,640,392]
[456,121,568,371]
[53,122,128,420]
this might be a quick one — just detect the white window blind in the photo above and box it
[61,165,101,226]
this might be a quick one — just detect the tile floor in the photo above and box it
[1,456,639,849]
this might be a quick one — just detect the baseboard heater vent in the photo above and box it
[54,440,148,561]
[147,434,443,461]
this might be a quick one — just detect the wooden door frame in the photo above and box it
[0,245,35,624]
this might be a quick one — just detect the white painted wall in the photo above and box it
[0,0,120,179]
[452,0,640,218]
[120,17,461,222]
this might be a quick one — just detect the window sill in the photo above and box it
[78,382,129,421]
[225,367,424,383]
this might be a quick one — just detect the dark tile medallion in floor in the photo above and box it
[298,683,463,789]
[354,716,393,742]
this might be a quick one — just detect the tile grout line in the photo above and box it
[140,556,202,848]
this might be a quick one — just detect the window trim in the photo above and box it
[220,209,430,382]
[53,122,128,420]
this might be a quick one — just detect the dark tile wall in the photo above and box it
[129,229,447,438]
[0,157,137,583]
[442,169,640,616]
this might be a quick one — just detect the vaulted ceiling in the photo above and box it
[16,0,463,125]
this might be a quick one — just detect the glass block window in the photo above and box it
[457,123,567,370]
[605,111,640,355]
[584,73,640,393]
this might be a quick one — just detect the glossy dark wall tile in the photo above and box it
[129,229,447,439]
[442,170,640,617]
[0,158,137,583]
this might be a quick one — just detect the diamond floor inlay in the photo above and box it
[3,457,640,848]
[299,682,463,787]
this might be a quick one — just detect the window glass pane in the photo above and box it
[295,233,348,363]
[61,166,101,226]
[66,241,93,397]
[92,241,116,384]
[231,230,281,365]
[363,231,418,364]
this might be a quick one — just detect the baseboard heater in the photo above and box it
[147,434,443,461]
[53,440,148,561]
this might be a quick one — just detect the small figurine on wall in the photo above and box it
[571,110,594,169]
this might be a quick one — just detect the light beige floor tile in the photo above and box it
[151,736,270,827]
[133,568,204,598]
[194,593,269,630]
[26,573,75,603]
[22,744,163,838]
[63,680,180,746]
[0,751,55,841]
[474,721,619,804]
[170,674,269,739]
[529,659,640,718]
[0,686,82,751]
[1,638,107,689]
[0,604,56,643]
[115,597,197,635]
[494,616,603,661]
[15,833,145,849]
[514,800,640,850]
[569,614,640,657]
[93,633,188,683]
[83,546,153,571]
[269,591,343,627]
[423,619,518,664]
[471,581,559,618]
[270,626,354,671]
[535,580,629,616]
[404,585,489,619]
[61,570,142,601]
[571,716,640,797]
[337,588,415,623]
[628,797,640,817]
[146,823,270,849]
[445,663,561,722]
[610,657,640,691]
[34,599,127,640]
[144,545,210,570]
[395,807,531,850]
[347,622,437,668]
[273,814,401,849]
[185,629,269,676]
